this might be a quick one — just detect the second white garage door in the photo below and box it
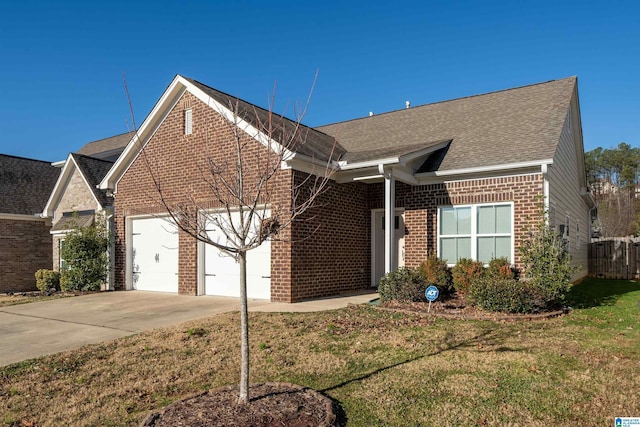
[204,211,271,300]
[131,216,179,293]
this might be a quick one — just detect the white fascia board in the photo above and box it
[51,160,66,167]
[99,76,187,191]
[42,154,75,217]
[338,157,399,171]
[181,78,294,160]
[0,213,50,222]
[415,159,554,179]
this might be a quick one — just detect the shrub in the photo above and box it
[486,257,516,280]
[419,254,453,295]
[451,258,484,296]
[519,208,578,307]
[60,219,109,292]
[468,276,543,313]
[34,269,60,292]
[378,267,427,303]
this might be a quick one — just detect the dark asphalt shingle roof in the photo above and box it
[71,154,114,207]
[316,77,577,170]
[185,78,346,162]
[0,155,60,215]
[76,132,134,161]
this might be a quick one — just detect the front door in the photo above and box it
[372,210,405,287]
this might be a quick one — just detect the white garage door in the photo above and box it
[131,216,179,293]
[204,211,271,300]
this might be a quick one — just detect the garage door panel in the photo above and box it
[203,210,271,300]
[131,217,179,293]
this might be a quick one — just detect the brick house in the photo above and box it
[0,155,60,292]
[42,132,132,289]
[100,75,594,302]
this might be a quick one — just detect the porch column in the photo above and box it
[383,167,395,274]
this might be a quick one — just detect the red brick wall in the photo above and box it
[0,218,53,292]
[112,92,294,297]
[285,172,370,302]
[368,174,544,272]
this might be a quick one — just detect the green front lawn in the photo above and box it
[1,278,639,426]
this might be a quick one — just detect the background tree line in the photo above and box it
[585,142,640,237]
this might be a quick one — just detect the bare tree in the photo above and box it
[126,75,338,404]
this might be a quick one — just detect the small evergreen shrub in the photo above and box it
[468,276,543,313]
[60,219,109,292]
[34,269,61,292]
[519,207,578,307]
[378,267,427,303]
[451,258,485,296]
[486,257,516,280]
[418,254,453,295]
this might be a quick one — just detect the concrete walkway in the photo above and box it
[0,290,377,367]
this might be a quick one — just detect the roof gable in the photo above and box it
[100,75,343,191]
[0,155,60,215]
[43,154,115,217]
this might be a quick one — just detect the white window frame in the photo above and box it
[59,238,68,271]
[437,202,514,265]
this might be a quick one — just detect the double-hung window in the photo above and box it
[438,203,513,264]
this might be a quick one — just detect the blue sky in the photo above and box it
[0,0,638,162]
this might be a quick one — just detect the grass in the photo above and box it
[1,278,639,426]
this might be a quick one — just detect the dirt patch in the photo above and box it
[140,382,340,427]
[377,297,567,321]
[0,291,82,307]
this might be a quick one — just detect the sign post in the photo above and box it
[425,285,439,313]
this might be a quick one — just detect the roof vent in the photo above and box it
[369,112,374,117]
[406,100,411,109]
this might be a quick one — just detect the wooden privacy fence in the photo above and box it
[589,237,640,279]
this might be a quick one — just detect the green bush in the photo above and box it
[378,267,427,303]
[519,209,578,307]
[468,276,543,313]
[60,219,109,292]
[486,257,516,280]
[451,258,485,296]
[34,269,61,292]
[418,254,453,295]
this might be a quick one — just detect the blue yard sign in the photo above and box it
[425,285,439,302]
[425,285,439,313]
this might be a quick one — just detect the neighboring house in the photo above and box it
[0,155,60,292]
[99,75,594,302]
[42,132,132,289]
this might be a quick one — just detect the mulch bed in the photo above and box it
[140,382,341,427]
[374,296,567,321]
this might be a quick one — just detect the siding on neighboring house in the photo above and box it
[51,167,102,271]
[546,101,590,279]
[0,217,52,292]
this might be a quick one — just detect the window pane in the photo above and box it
[477,206,496,234]
[495,236,511,260]
[457,237,471,260]
[440,238,456,264]
[477,237,494,264]
[440,208,457,235]
[495,205,511,233]
[457,207,471,234]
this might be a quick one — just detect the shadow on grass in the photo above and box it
[320,327,504,396]
[565,277,640,309]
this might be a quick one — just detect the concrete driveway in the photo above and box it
[0,290,376,367]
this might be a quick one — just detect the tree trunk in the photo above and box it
[237,251,250,404]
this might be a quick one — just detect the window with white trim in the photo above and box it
[59,239,68,271]
[184,109,193,135]
[438,203,513,264]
